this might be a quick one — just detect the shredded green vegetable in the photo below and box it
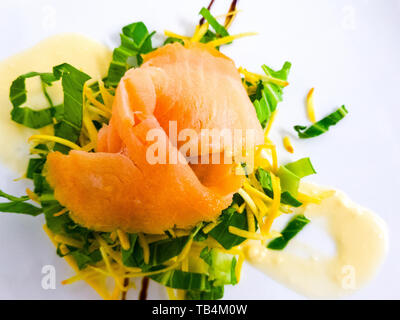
[122,235,190,269]
[199,7,229,37]
[10,71,59,129]
[208,203,250,250]
[256,159,315,208]
[294,105,348,139]
[52,64,91,153]
[267,215,310,250]
[200,247,237,286]
[106,22,155,87]
[0,189,42,216]
[250,62,291,128]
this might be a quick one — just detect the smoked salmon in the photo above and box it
[46,42,264,234]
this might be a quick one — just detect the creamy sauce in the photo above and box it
[244,182,388,298]
[0,34,112,174]
[0,34,389,298]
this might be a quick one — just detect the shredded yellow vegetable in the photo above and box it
[206,32,257,47]
[26,188,40,203]
[228,226,270,241]
[203,221,221,234]
[262,142,278,173]
[28,134,81,150]
[191,22,209,42]
[264,110,278,139]
[239,67,289,87]
[246,207,256,233]
[283,136,294,153]
[43,225,111,299]
[238,188,258,217]
[84,85,112,115]
[243,182,272,203]
[306,87,316,123]
[237,202,246,214]
[164,30,190,41]
[98,80,114,107]
[99,247,125,291]
[117,230,131,251]
[138,233,150,265]
[53,208,68,217]
[81,141,96,152]
[297,192,322,205]
[166,287,178,300]
[261,173,281,235]
[53,235,84,248]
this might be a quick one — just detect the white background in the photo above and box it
[0,0,399,299]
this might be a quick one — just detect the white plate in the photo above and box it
[0,0,399,299]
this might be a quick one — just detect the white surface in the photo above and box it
[0,0,399,299]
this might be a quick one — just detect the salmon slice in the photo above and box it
[46,42,263,234]
[142,42,264,155]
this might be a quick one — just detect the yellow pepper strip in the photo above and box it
[110,231,117,242]
[44,225,111,299]
[203,221,221,234]
[237,202,246,214]
[306,87,316,123]
[297,192,322,205]
[81,141,96,152]
[26,188,40,203]
[110,284,121,300]
[59,244,69,256]
[224,248,245,281]
[146,234,169,244]
[53,234,84,249]
[84,86,111,112]
[53,208,68,217]
[283,136,294,153]
[174,229,191,237]
[261,174,281,235]
[86,265,112,278]
[228,226,269,241]
[181,257,189,272]
[252,196,268,217]
[238,188,258,217]
[262,142,278,173]
[29,148,48,155]
[264,110,278,139]
[243,182,272,203]
[246,207,256,233]
[191,22,209,42]
[166,287,178,300]
[29,135,81,150]
[138,233,150,265]
[98,80,114,108]
[177,290,186,300]
[88,105,111,119]
[206,32,257,47]
[82,112,98,145]
[164,30,190,41]
[239,67,289,87]
[117,230,131,251]
[254,146,273,171]
[61,269,99,286]
[99,247,125,291]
